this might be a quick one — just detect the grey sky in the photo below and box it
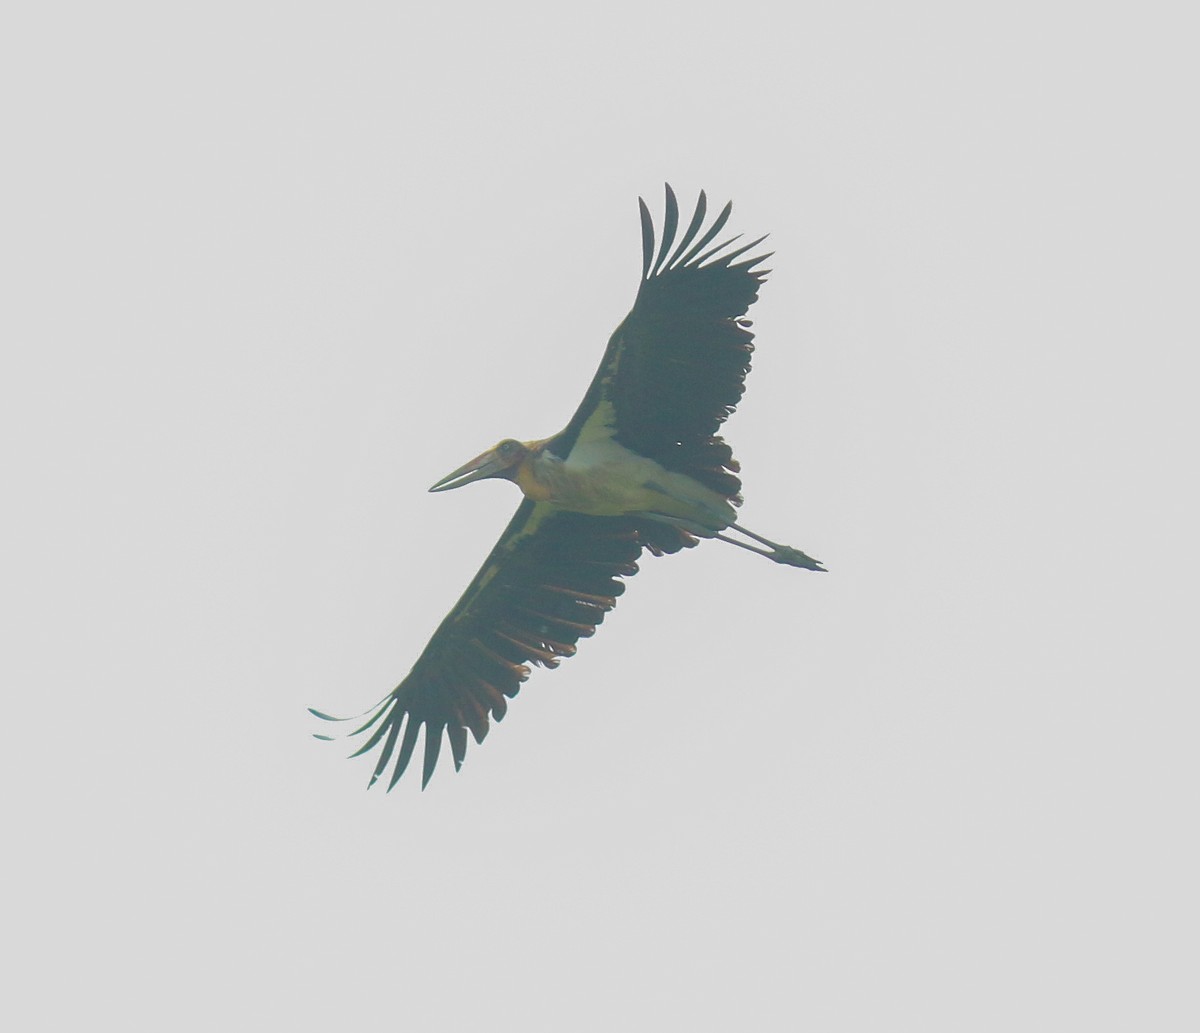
[4,3,1196,1030]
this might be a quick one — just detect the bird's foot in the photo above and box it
[769,545,826,571]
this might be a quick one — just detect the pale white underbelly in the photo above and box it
[535,439,736,533]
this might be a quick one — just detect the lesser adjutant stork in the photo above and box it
[312,185,824,789]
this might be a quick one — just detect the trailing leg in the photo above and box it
[634,511,825,571]
[716,523,826,570]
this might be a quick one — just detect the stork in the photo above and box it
[312,185,824,789]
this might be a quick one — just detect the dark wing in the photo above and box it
[548,184,770,502]
[311,499,647,789]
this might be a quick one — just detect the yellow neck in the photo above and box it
[513,456,554,502]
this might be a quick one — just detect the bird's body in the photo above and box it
[313,185,824,789]
[512,430,738,531]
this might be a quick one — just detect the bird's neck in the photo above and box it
[513,450,561,502]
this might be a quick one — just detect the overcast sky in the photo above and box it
[4,2,1197,1030]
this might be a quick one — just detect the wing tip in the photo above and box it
[638,196,654,280]
[420,724,445,790]
[650,183,680,278]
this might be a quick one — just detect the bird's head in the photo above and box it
[428,438,532,493]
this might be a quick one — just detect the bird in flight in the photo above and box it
[311,185,824,789]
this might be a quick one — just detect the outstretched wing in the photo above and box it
[548,184,770,502]
[311,500,651,789]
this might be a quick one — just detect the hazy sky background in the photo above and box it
[4,2,1196,1029]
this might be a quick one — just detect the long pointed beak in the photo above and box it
[428,447,510,492]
